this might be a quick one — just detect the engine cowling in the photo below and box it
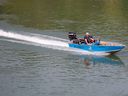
[68,32,77,41]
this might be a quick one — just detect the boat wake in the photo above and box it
[0,29,110,56]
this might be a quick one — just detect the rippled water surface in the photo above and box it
[0,0,128,96]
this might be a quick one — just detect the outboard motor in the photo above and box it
[68,32,77,41]
[68,32,79,44]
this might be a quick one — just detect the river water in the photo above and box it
[0,0,128,96]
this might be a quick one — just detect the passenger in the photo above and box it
[84,32,95,44]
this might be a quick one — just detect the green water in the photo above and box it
[0,0,128,96]
[0,0,128,32]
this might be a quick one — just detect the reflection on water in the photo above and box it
[82,55,124,66]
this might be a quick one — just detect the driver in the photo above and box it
[84,32,95,44]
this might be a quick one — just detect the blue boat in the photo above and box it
[68,32,125,54]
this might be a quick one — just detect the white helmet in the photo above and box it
[86,32,89,35]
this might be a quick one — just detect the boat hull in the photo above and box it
[69,43,125,53]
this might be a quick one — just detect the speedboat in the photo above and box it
[68,32,125,54]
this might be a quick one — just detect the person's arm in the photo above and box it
[85,39,89,45]
[89,35,95,43]
[90,38,95,43]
